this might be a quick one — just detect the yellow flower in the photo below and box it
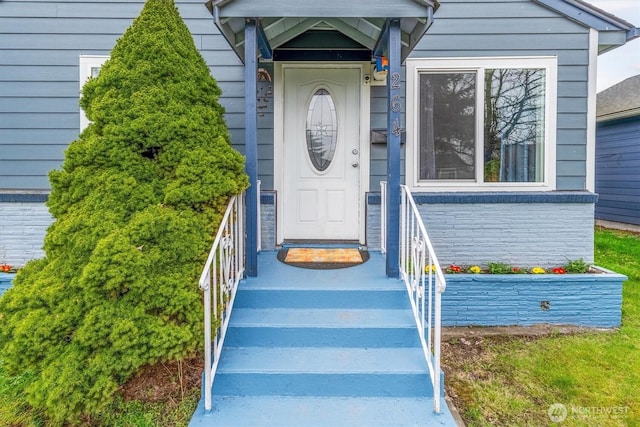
[531,267,546,274]
[425,264,438,273]
[468,265,482,274]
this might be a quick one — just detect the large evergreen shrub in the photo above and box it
[0,0,248,422]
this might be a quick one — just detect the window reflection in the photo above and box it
[306,89,337,172]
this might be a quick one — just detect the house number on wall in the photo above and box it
[390,72,403,137]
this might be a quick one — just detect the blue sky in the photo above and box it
[587,0,640,91]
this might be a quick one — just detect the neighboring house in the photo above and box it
[595,74,640,226]
[0,0,638,275]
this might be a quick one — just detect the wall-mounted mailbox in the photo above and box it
[370,129,405,145]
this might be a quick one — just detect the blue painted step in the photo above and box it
[214,347,434,397]
[190,252,458,426]
[224,308,419,347]
[234,289,410,309]
[192,396,456,426]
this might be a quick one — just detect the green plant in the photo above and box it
[563,258,590,274]
[0,0,247,423]
[487,262,513,274]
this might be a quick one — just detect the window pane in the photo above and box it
[484,69,545,182]
[306,89,337,172]
[418,73,476,180]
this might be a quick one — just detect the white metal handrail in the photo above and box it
[399,185,446,414]
[257,180,262,252]
[380,181,387,253]
[198,192,245,412]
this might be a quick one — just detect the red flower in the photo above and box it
[447,265,462,273]
[0,264,12,273]
[552,267,567,274]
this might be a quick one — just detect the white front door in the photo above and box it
[281,67,362,241]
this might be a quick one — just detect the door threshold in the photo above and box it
[281,240,363,249]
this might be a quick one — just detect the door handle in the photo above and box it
[352,161,359,168]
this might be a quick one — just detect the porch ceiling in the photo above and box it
[205,0,439,61]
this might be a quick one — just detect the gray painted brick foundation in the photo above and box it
[366,192,595,267]
[259,192,276,251]
[0,202,52,267]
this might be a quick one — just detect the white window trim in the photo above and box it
[586,29,598,193]
[79,55,109,132]
[405,56,557,192]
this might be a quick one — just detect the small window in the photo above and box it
[305,88,338,172]
[79,55,109,131]
[407,57,557,191]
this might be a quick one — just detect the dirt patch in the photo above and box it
[443,324,615,340]
[119,354,203,406]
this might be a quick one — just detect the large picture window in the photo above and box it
[407,57,557,190]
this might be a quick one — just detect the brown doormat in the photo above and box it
[277,248,370,269]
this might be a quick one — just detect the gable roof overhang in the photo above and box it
[205,0,439,62]
[533,0,639,53]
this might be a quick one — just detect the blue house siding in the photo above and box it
[0,0,245,265]
[368,1,594,191]
[1,0,600,193]
[595,116,640,225]
[0,0,245,191]
[406,0,592,192]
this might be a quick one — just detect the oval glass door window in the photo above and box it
[306,88,338,172]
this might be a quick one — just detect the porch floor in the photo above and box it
[189,250,457,426]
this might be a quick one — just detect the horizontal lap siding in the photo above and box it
[595,117,640,225]
[0,0,244,191]
[406,0,591,191]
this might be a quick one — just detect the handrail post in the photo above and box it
[434,280,442,413]
[203,274,212,411]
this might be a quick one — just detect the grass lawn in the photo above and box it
[442,227,640,426]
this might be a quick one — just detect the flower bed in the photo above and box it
[441,266,626,328]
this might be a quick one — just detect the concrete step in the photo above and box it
[213,347,433,398]
[224,308,420,347]
[189,396,458,427]
[233,288,410,309]
[218,347,429,374]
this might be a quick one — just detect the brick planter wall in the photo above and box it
[442,267,626,328]
[0,273,15,297]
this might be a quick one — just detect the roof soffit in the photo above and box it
[206,0,438,61]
